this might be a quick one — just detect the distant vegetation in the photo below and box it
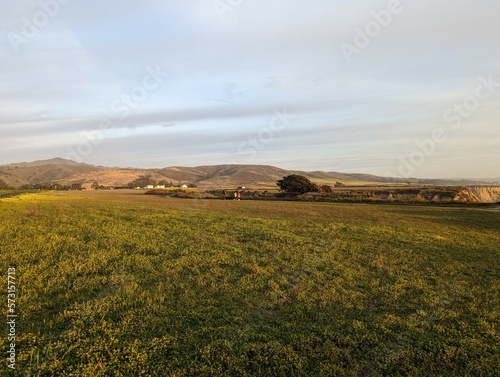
[126,175,196,189]
[1,191,498,375]
[128,175,169,188]
[17,182,83,191]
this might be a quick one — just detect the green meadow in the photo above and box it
[1,191,499,376]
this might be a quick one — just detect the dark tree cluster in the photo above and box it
[277,175,317,194]
[277,175,333,195]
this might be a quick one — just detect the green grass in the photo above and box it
[1,191,499,376]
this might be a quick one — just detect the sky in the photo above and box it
[1,0,499,178]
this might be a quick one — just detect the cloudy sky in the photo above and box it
[1,0,499,178]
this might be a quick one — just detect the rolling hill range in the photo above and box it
[0,158,497,189]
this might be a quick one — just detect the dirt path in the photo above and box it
[480,205,500,212]
[463,205,500,212]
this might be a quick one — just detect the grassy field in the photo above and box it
[1,190,499,376]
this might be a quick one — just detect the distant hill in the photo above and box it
[2,157,91,168]
[0,159,103,188]
[0,158,495,189]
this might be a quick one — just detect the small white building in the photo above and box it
[180,184,188,189]
[145,185,155,189]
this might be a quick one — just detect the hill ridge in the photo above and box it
[0,158,497,189]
